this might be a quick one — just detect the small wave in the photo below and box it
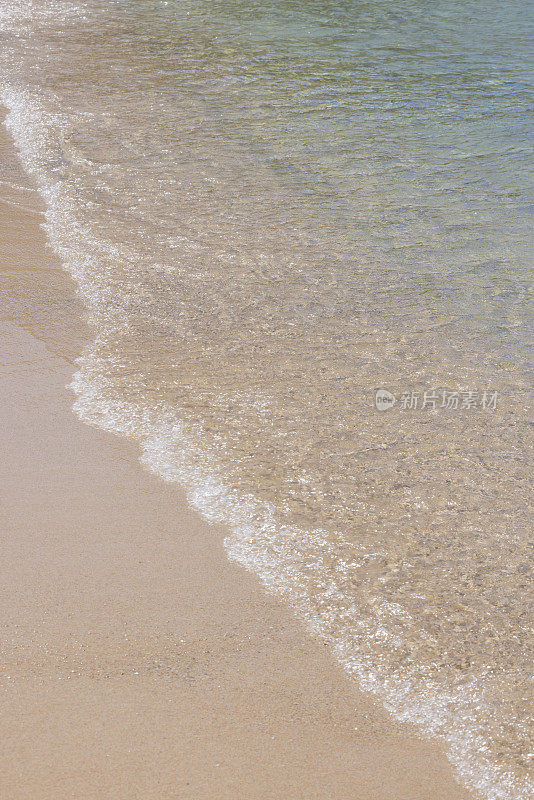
[1,11,532,798]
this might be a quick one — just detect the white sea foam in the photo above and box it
[67,358,530,800]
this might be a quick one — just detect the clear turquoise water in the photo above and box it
[1,0,532,797]
[158,0,533,348]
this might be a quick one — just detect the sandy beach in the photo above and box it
[0,111,478,800]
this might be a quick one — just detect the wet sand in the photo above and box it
[0,114,474,800]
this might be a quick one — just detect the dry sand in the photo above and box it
[0,112,474,800]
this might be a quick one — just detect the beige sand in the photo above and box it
[0,114,474,800]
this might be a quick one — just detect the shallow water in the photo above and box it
[0,0,532,797]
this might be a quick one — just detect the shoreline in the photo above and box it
[0,111,475,799]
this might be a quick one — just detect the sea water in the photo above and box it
[0,1,532,797]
